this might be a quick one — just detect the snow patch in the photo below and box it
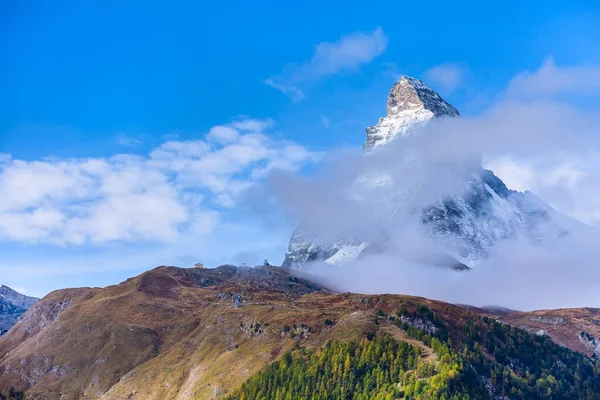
[325,242,368,265]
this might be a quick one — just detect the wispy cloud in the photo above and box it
[382,61,402,80]
[163,131,180,141]
[265,27,388,101]
[116,135,143,147]
[507,57,600,97]
[423,62,466,93]
[300,27,388,77]
[263,79,305,102]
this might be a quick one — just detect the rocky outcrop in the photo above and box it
[365,76,459,148]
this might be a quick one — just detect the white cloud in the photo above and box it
[305,27,388,76]
[263,79,305,102]
[475,59,600,227]
[229,118,274,132]
[206,126,239,144]
[423,62,466,93]
[116,135,143,147]
[486,154,600,227]
[507,57,600,97]
[265,27,388,100]
[0,119,317,245]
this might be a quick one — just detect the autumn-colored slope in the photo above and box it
[0,266,472,399]
[0,265,598,399]
[501,307,600,357]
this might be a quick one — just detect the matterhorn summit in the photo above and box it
[365,76,460,148]
[283,76,569,270]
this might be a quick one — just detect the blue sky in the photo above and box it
[2,0,600,297]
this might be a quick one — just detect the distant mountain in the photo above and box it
[0,285,38,310]
[0,300,22,336]
[0,265,598,399]
[284,76,568,269]
[0,285,39,334]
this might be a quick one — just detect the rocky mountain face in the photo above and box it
[0,266,598,399]
[365,76,459,149]
[284,76,567,269]
[0,286,39,335]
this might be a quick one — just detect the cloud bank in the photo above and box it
[0,119,318,245]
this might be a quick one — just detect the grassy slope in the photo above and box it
[0,266,598,399]
[501,307,600,356]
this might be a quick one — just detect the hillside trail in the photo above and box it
[380,321,438,365]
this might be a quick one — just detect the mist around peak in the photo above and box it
[265,67,600,311]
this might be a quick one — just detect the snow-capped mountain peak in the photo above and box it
[365,76,459,149]
[283,76,568,270]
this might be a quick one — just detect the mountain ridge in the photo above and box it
[0,265,599,399]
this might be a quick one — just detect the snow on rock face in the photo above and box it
[365,76,459,149]
[282,76,567,270]
[282,230,367,268]
[417,168,566,265]
[324,242,368,265]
